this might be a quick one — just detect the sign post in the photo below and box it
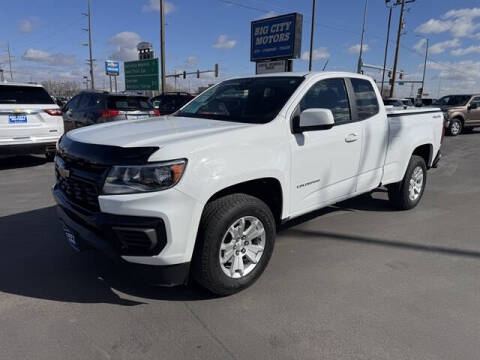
[105,60,120,92]
[124,58,159,91]
[251,13,303,73]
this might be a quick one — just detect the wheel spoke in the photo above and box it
[245,248,258,264]
[221,249,235,264]
[237,218,246,234]
[231,255,244,277]
[244,223,265,242]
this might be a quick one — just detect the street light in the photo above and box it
[380,0,395,97]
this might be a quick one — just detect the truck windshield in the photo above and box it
[438,95,471,107]
[176,77,304,124]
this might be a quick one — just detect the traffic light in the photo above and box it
[399,71,404,80]
[214,63,219,77]
[388,71,392,78]
[417,87,423,97]
[196,70,200,78]
[183,71,186,79]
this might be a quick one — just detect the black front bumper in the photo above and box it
[53,186,190,286]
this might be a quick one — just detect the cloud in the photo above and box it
[346,44,370,54]
[413,38,427,53]
[185,56,198,68]
[257,11,278,20]
[301,47,330,60]
[142,0,175,14]
[19,18,38,33]
[427,60,480,82]
[451,45,480,56]
[22,49,76,66]
[109,31,142,61]
[416,8,480,38]
[213,35,237,49]
[428,38,460,54]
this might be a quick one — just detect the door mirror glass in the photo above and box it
[293,108,335,133]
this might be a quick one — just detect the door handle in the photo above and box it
[345,133,359,143]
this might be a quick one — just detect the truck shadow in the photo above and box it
[0,155,47,170]
[0,206,213,305]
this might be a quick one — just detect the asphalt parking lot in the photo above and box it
[1,132,479,360]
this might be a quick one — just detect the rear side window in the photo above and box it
[350,78,379,120]
[0,85,54,104]
[300,78,351,125]
[107,96,152,110]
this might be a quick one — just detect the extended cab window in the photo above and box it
[176,77,304,124]
[351,78,379,120]
[299,78,351,125]
[471,97,480,106]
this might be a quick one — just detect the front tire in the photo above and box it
[192,194,275,296]
[448,118,462,136]
[388,155,427,210]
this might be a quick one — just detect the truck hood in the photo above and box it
[67,115,253,148]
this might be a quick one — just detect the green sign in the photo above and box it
[124,58,159,90]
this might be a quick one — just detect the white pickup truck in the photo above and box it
[53,72,443,295]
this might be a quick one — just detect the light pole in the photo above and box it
[357,0,368,74]
[308,0,317,71]
[380,0,395,97]
[419,37,429,100]
[160,0,166,94]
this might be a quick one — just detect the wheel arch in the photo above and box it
[203,177,284,226]
[412,143,433,168]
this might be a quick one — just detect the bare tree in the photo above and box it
[42,80,81,98]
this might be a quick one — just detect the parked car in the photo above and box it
[53,72,443,295]
[151,92,194,115]
[415,98,436,107]
[384,98,413,109]
[0,82,64,161]
[62,91,159,132]
[437,94,480,136]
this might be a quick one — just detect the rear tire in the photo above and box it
[192,194,275,296]
[448,118,462,136]
[45,151,56,162]
[388,155,427,210]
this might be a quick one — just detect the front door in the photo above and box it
[290,78,362,215]
[467,96,480,125]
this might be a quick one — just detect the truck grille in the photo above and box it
[55,155,109,213]
[57,175,100,212]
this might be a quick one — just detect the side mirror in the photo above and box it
[469,103,478,110]
[293,108,335,133]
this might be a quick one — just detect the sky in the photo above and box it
[1,0,480,98]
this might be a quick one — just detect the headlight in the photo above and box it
[102,159,187,194]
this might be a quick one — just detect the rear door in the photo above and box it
[349,78,387,194]
[63,95,80,132]
[0,85,61,143]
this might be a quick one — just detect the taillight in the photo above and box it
[100,109,120,118]
[153,109,161,116]
[44,109,63,116]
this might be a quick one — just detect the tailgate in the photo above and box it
[0,105,63,142]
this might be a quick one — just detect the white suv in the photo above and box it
[0,82,64,160]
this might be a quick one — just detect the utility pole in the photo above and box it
[357,0,368,74]
[390,0,408,98]
[420,38,429,100]
[380,2,393,97]
[7,42,13,81]
[308,0,317,71]
[82,0,95,89]
[160,0,166,94]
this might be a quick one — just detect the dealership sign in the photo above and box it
[256,60,289,74]
[251,13,303,62]
[105,60,120,76]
